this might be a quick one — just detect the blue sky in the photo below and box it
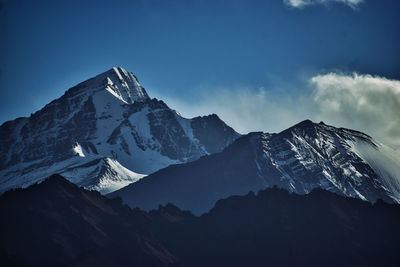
[1,0,399,147]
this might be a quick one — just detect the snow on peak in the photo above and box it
[66,66,150,104]
[101,66,150,104]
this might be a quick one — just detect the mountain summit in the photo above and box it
[0,67,239,194]
[68,67,149,104]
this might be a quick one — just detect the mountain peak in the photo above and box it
[278,119,316,137]
[66,66,149,104]
[294,119,314,128]
[105,66,139,83]
[97,66,150,104]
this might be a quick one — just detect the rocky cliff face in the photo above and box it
[0,67,240,194]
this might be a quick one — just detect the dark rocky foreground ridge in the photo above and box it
[1,174,400,266]
[0,174,178,267]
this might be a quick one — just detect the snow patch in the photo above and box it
[72,143,85,157]
[95,158,146,194]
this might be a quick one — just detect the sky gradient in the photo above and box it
[1,0,399,147]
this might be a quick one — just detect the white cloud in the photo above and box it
[311,73,400,149]
[283,0,364,9]
[156,72,400,150]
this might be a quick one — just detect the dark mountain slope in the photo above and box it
[1,175,400,266]
[151,187,400,267]
[0,174,178,267]
[109,132,269,214]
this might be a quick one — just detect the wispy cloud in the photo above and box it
[154,85,313,135]
[156,72,400,150]
[311,73,400,149]
[283,0,364,9]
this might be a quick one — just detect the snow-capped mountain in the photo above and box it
[0,67,239,194]
[110,120,400,214]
